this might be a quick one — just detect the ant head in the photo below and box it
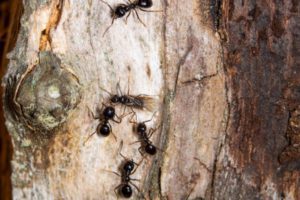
[97,123,110,136]
[137,123,147,133]
[115,5,127,18]
[111,95,120,103]
[123,160,135,172]
[121,184,132,198]
[145,144,157,155]
[103,106,115,119]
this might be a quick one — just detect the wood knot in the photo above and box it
[11,51,81,131]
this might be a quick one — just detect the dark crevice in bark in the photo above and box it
[181,72,218,86]
[210,143,224,200]
[39,0,64,50]
[210,0,222,31]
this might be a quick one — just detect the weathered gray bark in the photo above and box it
[3,0,299,199]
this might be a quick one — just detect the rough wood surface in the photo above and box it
[2,0,300,200]
[214,0,300,199]
[0,0,22,199]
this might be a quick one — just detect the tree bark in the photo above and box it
[2,0,299,200]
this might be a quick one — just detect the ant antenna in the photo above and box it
[102,18,115,36]
[143,111,157,124]
[100,0,114,12]
[132,9,146,27]
[83,131,96,146]
[131,111,157,124]
[100,0,116,36]
[129,109,138,124]
[126,76,131,95]
[98,85,113,96]
[118,140,126,159]
[116,78,123,96]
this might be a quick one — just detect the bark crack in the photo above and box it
[39,0,64,50]
[174,28,193,94]
[181,72,218,86]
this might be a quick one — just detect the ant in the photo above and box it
[104,141,144,198]
[99,81,157,114]
[84,103,121,144]
[100,0,161,35]
[130,112,160,156]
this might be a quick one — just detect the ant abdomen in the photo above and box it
[121,184,133,198]
[97,123,110,137]
[138,0,153,8]
[145,143,157,155]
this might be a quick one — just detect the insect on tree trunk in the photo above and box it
[2,0,300,199]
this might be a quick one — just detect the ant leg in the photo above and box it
[111,131,117,141]
[86,106,99,119]
[138,146,145,157]
[102,18,115,36]
[139,8,163,12]
[118,140,132,161]
[129,182,145,199]
[133,9,146,27]
[98,84,113,96]
[131,157,144,174]
[113,113,122,123]
[116,79,123,96]
[129,108,138,124]
[99,0,114,12]
[142,111,157,124]
[101,169,121,177]
[99,0,117,37]
[101,102,109,109]
[108,123,118,141]
[114,184,122,199]
[83,131,96,146]
[147,129,155,139]
[147,124,161,139]
[130,140,142,145]
[125,11,131,24]
[130,178,140,182]
[120,105,127,118]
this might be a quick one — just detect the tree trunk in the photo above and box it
[2,0,299,200]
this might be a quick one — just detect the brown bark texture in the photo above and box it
[1,0,299,200]
[215,0,300,199]
[0,0,22,199]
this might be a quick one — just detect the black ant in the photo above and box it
[99,81,157,114]
[104,141,144,198]
[130,112,160,156]
[84,103,121,144]
[100,0,161,35]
